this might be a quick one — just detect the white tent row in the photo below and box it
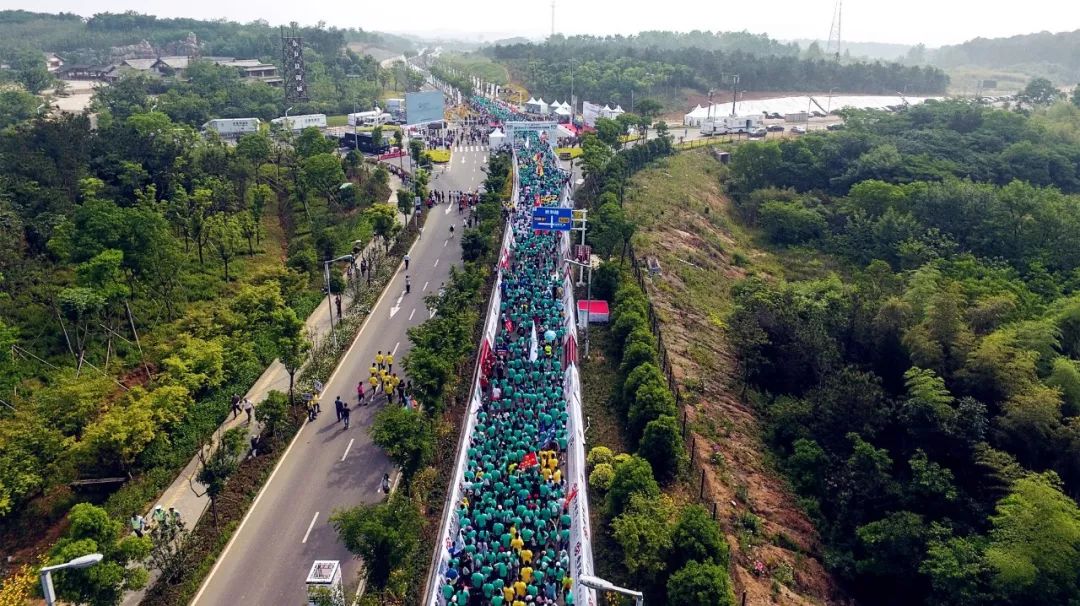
[682,95,941,126]
[523,97,574,116]
[600,104,624,119]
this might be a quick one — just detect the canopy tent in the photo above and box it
[488,127,507,150]
[684,104,709,126]
[535,97,550,114]
[524,97,543,114]
[599,104,625,120]
[552,104,571,117]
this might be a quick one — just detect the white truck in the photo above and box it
[270,113,327,131]
[699,113,764,136]
[347,109,393,127]
[202,118,261,137]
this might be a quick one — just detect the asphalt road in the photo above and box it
[192,140,489,606]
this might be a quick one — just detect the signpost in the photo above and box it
[531,207,572,232]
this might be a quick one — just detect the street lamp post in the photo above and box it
[323,254,355,347]
[579,574,644,606]
[40,553,104,606]
[564,257,592,359]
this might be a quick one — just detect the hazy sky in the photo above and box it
[14,0,1080,47]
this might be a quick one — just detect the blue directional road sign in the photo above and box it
[531,207,573,231]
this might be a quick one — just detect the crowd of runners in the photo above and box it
[438,128,579,605]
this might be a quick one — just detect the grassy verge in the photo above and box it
[555,147,583,159]
[138,214,426,606]
[579,324,635,588]
[423,149,452,164]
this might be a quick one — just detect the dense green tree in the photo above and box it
[638,415,685,483]
[370,406,433,476]
[611,493,675,588]
[0,88,38,128]
[608,455,661,516]
[331,493,422,587]
[670,504,728,569]
[1018,77,1058,106]
[48,503,151,606]
[270,307,309,405]
[985,472,1080,604]
[666,560,735,606]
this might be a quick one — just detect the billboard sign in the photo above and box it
[582,101,601,127]
[406,90,445,125]
[532,207,572,231]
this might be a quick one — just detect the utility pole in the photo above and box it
[550,0,556,39]
[730,74,740,116]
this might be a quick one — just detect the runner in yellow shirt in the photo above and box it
[375,351,385,369]
[385,352,395,372]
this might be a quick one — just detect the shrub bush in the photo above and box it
[589,463,615,491]
[587,446,615,468]
[638,415,685,483]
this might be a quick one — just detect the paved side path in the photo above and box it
[120,174,406,606]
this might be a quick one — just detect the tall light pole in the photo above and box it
[323,254,355,347]
[565,257,592,358]
[40,553,103,606]
[730,74,740,116]
[579,575,644,606]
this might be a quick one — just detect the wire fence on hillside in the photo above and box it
[626,244,728,512]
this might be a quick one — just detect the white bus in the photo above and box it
[347,110,393,127]
[271,114,327,131]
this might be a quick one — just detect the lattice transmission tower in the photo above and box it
[826,0,843,61]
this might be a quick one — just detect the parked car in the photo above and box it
[791,125,807,134]
[749,127,768,138]
[766,124,785,132]
[826,123,845,131]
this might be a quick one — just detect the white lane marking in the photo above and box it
[302,512,319,544]
[444,203,452,215]
[392,341,400,355]
[423,281,429,291]
[444,239,448,248]
[390,290,406,318]
[191,407,309,605]
[409,308,416,320]
[341,439,354,462]
[434,258,440,267]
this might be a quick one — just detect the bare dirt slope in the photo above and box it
[623,149,844,605]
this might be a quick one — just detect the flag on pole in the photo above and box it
[563,483,579,510]
[529,322,539,362]
[565,334,578,367]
